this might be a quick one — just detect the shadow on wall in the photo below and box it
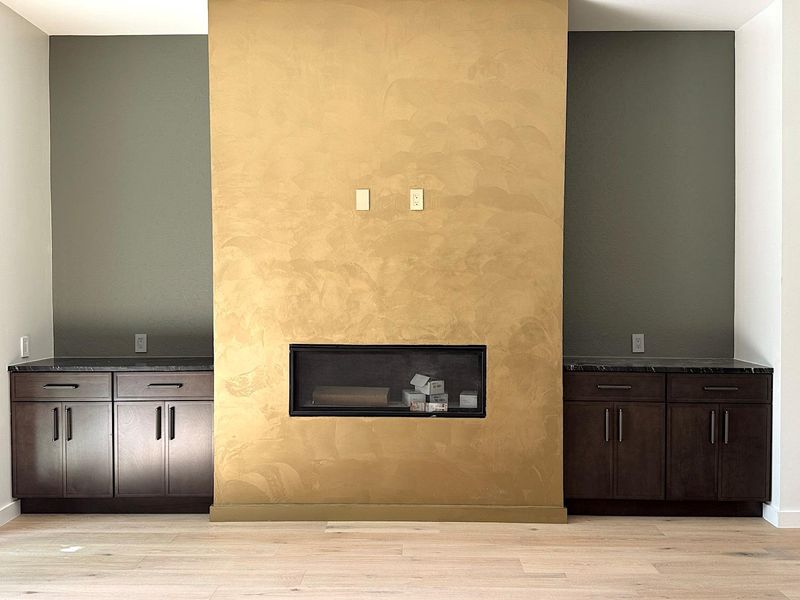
[569,0,668,31]
[54,322,212,357]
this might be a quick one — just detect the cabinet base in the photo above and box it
[20,497,212,514]
[566,499,763,517]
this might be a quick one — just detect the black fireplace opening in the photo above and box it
[289,344,486,417]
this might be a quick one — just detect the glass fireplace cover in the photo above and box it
[289,344,486,417]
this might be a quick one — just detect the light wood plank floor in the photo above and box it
[1,514,800,599]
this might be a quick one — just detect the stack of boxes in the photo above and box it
[405,374,448,412]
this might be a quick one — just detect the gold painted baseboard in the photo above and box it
[210,503,568,524]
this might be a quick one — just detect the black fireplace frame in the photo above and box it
[289,344,487,417]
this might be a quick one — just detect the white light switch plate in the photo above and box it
[356,188,370,211]
[632,333,645,353]
[20,336,29,358]
[135,333,147,353]
[410,188,424,211]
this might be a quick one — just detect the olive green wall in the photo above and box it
[49,35,212,357]
[564,32,735,358]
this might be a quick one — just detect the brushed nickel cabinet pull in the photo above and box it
[704,386,739,392]
[710,410,716,445]
[169,406,176,441]
[604,408,610,442]
[597,385,632,390]
[66,407,73,441]
[53,408,59,442]
[724,410,730,444]
[43,384,79,389]
[148,383,184,389]
[618,408,623,442]
[156,406,162,440]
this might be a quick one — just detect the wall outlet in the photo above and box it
[410,188,424,211]
[632,333,645,353]
[135,333,148,353]
[355,188,370,211]
[20,336,30,359]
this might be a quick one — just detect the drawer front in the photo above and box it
[564,372,665,402]
[667,374,771,403]
[115,372,213,399]
[13,373,112,400]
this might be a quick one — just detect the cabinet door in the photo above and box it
[667,403,719,500]
[115,401,165,497]
[564,402,613,499]
[64,402,113,497]
[614,402,665,500]
[166,401,213,496]
[12,402,63,497]
[719,404,771,501]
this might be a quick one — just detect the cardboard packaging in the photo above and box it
[429,393,449,404]
[426,401,448,412]
[409,399,427,412]
[402,389,426,406]
[459,390,478,409]
[410,373,445,395]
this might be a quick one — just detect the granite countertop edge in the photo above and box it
[8,357,214,372]
[564,356,773,374]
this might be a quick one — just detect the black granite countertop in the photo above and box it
[8,357,213,372]
[564,356,773,374]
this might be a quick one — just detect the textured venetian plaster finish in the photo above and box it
[209,0,568,520]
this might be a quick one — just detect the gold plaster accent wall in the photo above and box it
[209,0,568,517]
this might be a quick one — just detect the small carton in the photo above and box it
[426,401,448,413]
[409,399,427,412]
[459,390,478,409]
[429,393,449,404]
[402,389,426,406]
[410,373,445,395]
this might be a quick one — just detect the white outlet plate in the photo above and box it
[135,333,147,353]
[410,188,424,211]
[632,333,645,353]
[356,188,370,211]
[20,336,30,358]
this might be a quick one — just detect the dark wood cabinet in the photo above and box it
[12,399,112,498]
[12,402,63,498]
[565,369,772,514]
[11,369,213,509]
[564,400,664,500]
[564,402,613,499]
[667,403,719,500]
[615,402,665,500]
[115,401,166,497]
[718,404,770,501]
[166,401,214,497]
[115,399,214,498]
[64,402,113,497]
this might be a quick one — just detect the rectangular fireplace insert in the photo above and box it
[289,344,486,417]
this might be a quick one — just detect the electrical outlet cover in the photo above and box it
[135,333,148,353]
[632,333,645,353]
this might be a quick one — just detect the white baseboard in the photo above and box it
[0,499,20,527]
[763,503,800,528]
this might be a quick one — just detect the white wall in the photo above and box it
[736,0,800,527]
[777,0,800,526]
[0,2,54,526]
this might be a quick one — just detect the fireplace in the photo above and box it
[289,344,486,417]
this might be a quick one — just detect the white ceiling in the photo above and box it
[0,0,775,36]
[570,0,776,31]
[1,0,207,35]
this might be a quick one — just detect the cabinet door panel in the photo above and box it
[667,403,719,500]
[167,401,213,496]
[614,402,665,500]
[12,402,63,497]
[115,401,165,497]
[564,402,613,499]
[719,404,771,501]
[64,402,113,497]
